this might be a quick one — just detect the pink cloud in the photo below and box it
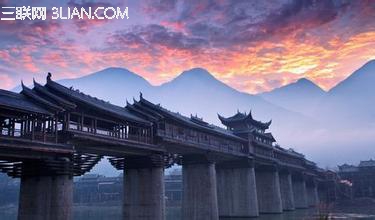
[0,74,13,90]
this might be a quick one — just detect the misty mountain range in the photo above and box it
[12,60,375,173]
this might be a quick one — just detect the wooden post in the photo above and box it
[20,120,24,137]
[94,118,97,134]
[8,118,12,136]
[25,117,29,135]
[66,113,71,131]
[91,118,94,133]
[138,127,141,142]
[80,112,84,131]
[55,115,58,143]
[47,119,51,132]
[31,118,35,141]
[43,118,46,142]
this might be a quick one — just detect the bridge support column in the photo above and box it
[279,170,295,211]
[18,174,73,220]
[292,174,308,209]
[123,155,165,220]
[255,166,283,214]
[216,159,259,217]
[182,155,219,220]
[306,180,319,207]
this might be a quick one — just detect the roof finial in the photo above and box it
[47,72,52,81]
[21,80,24,87]
[140,92,143,99]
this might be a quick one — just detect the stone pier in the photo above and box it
[123,155,165,220]
[18,174,73,220]
[292,174,308,209]
[216,159,259,218]
[279,171,295,211]
[182,155,219,220]
[306,180,319,207]
[255,166,283,214]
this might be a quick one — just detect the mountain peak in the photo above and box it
[296,77,313,84]
[177,68,216,80]
[363,59,375,66]
[92,67,139,77]
[75,67,151,85]
[262,77,325,96]
[259,77,325,116]
[349,59,375,78]
[329,59,375,93]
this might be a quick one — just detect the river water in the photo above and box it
[0,205,374,220]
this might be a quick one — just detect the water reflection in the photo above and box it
[223,209,318,220]
[1,206,375,220]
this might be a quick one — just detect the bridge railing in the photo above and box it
[67,121,152,144]
[157,129,245,155]
[254,145,274,158]
[1,127,57,143]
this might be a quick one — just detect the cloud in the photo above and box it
[0,0,374,94]
[108,24,208,52]
[0,73,14,89]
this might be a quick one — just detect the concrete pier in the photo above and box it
[216,160,259,217]
[255,166,283,214]
[182,155,219,220]
[123,155,165,220]
[279,171,295,211]
[306,181,319,207]
[18,175,73,220]
[292,174,308,209]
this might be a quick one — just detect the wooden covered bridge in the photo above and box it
[0,73,324,220]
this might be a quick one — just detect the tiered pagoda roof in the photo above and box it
[14,74,151,126]
[218,111,272,129]
[44,76,150,125]
[0,89,52,115]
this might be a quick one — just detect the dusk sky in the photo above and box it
[0,0,374,93]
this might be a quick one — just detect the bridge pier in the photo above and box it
[279,170,295,211]
[18,175,73,220]
[123,155,165,220]
[216,159,259,218]
[255,166,283,214]
[306,180,319,207]
[18,159,73,220]
[182,155,219,220]
[292,174,308,209]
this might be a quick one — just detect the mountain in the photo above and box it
[259,78,326,116]
[317,60,375,125]
[58,67,154,106]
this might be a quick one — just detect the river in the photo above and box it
[1,205,375,220]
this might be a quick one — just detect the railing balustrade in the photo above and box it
[158,127,245,155]
[67,121,152,144]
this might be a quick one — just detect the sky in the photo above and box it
[0,0,374,93]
